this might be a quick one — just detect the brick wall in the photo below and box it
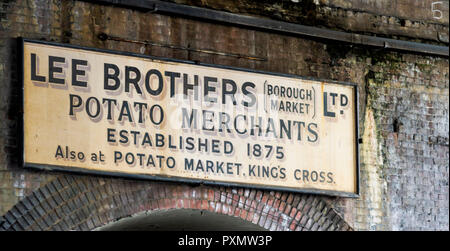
[0,0,448,230]
[162,0,449,43]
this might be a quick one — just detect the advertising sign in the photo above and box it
[22,39,359,197]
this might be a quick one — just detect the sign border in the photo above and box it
[19,38,360,198]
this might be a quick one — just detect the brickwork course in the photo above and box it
[0,0,448,231]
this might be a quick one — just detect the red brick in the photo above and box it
[286,194,294,204]
[284,204,292,215]
[275,200,283,211]
[238,196,245,208]
[228,206,236,216]
[183,199,191,209]
[202,188,209,200]
[222,204,229,214]
[234,208,241,217]
[279,201,286,212]
[201,200,208,210]
[261,194,269,204]
[252,213,260,225]
[295,211,302,221]
[183,188,190,198]
[207,189,215,201]
[194,199,202,210]
[246,211,254,222]
[240,209,248,220]
[214,190,221,201]
[214,202,222,214]
[255,191,263,201]
[175,199,184,208]
[267,197,274,207]
[290,207,297,218]
[208,201,215,212]
[201,200,209,210]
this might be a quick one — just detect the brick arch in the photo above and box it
[0,174,352,231]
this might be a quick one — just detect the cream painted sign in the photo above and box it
[22,40,359,197]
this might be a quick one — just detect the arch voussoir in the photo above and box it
[0,174,352,231]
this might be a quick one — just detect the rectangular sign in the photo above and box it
[22,39,359,197]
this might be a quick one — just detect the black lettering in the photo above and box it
[104,63,120,90]
[234,115,247,134]
[185,158,194,170]
[211,140,220,153]
[218,112,231,133]
[279,119,292,140]
[119,130,128,144]
[270,167,278,178]
[241,82,256,107]
[118,101,133,122]
[102,98,117,120]
[182,108,197,129]
[196,159,204,172]
[224,141,233,154]
[183,73,199,100]
[280,168,286,179]
[330,93,338,105]
[319,171,326,182]
[202,110,215,131]
[250,116,263,136]
[125,66,142,94]
[226,162,233,175]
[307,123,318,142]
[134,102,147,123]
[85,96,100,118]
[69,94,82,116]
[293,121,305,141]
[71,59,88,87]
[262,165,269,178]
[302,170,309,182]
[145,69,163,96]
[198,138,208,152]
[216,161,224,173]
[167,157,175,168]
[114,151,122,163]
[340,94,348,106]
[107,128,116,143]
[327,172,334,183]
[149,104,164,125]
[222,79,237,105]
[49,56,65,84]
[125,152,134,165]
[142,133,152,146]
[165,71,181,97]
[206,160,214,173]
[204,76,217,103]
[130,131,140,145]
[185,137,194,150]
[55,145,63,158]
[30,53,46,82]
[155,133,164,147]
[249,165,256,177]
[147,155,155,167]
[323,92,336,117]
